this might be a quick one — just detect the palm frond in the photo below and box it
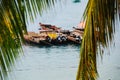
[77,0,118,80]
[25,0,56,22]
[0,0,56,79]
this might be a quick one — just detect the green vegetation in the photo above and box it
[0,0,119,80]
[0,0,56,79]
[77,0,119,80]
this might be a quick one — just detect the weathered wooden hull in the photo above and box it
[23,30,82,46]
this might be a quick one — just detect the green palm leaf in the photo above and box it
[77,0,118,80]
[0,0,119,80]
[0,0,56,79]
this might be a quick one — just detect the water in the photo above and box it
[9,0,87,80]
[9,0,120,80]
[27,0,88,32]
[97,23,120,80]
[9,45,80,80]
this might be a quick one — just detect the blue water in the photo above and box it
[9,0,120,80]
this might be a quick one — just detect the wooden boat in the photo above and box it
[39,23,71,34]
[66,30,83,44]
[66,22,84,44]
[39,23,61,31]
[73,27,84,31]
[23,23,84,46]
[23,32,52,45]
[64,21,85,44]
[24,31,69,45]
[73,21,85,31]
[39,30,68,45]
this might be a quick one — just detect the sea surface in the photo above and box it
[9,0,120,80]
